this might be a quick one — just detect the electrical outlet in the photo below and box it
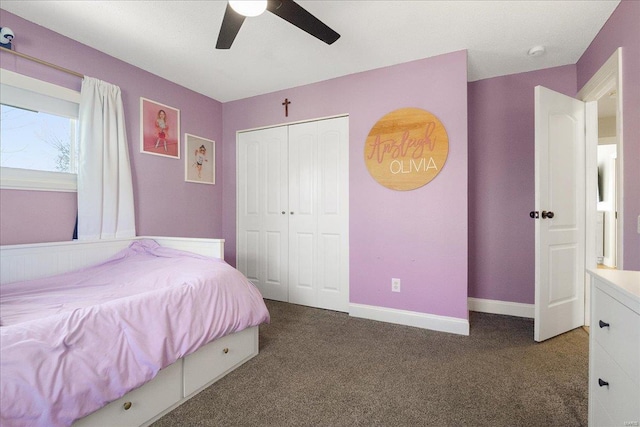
[392,278,401,292]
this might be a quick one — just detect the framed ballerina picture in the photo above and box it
[140,97,180,158]
[185,133,215,185]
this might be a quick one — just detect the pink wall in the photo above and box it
[0,11,223,245]
[222,51,469,319]
[0,191,77,243]
[468,65,577,304]
[576,0,640,270]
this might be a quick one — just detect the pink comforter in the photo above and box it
[0,240,270,427]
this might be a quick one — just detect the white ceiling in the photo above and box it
[1,0,620,103]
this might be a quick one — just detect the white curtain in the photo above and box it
[77,77,136,240]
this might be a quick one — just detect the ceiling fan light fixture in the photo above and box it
[229,0,267,17]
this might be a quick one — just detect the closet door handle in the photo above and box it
[290,212,294,215]
[598,320,610,328]
[541,211,554,219]
[282,211,286,215]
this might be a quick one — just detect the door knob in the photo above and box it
[541,211,554,219]
[529,211,539,219]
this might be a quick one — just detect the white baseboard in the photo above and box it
[349,303,469,336]
[467,297,534,318]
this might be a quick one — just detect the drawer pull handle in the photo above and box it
[598,320,610,328]
[223,348,229,354]
[598,378,609,387]
[123,401,132,410]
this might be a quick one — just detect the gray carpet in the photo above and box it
[152,300,589,427]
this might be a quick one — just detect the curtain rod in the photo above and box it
[0,46,84,78]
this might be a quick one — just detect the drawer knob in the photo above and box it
[223,348,229,354]
[123,401,132,410]
[598,378,609,387]
[598,320,610,328]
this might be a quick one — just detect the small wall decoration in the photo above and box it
[185,133,215,185]
[364,107,448,191]
[140,97,180,158]
[0,27,15,50]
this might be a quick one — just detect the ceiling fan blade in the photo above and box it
[267,0,340,45]
[216,3,246,49]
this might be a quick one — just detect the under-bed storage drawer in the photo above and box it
[183,326,258,396]
[73,361,182,427]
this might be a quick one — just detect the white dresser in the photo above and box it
[588,269,640,427]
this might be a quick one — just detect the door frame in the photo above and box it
[578,48,624,271]
[533,49,623,337]
[577,49,624,325]
[235,113,351,309]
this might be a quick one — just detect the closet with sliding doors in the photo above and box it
[236,116,349,312]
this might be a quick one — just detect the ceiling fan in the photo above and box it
[216,0,340,49]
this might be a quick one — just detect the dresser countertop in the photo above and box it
[588,269,640,311]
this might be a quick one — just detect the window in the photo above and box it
[0,69,80,192]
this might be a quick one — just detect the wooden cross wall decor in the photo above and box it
[282,98,291,117]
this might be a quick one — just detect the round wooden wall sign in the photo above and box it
[364,107,449,191]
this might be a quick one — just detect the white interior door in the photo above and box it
[237,126,289,301]
[237,117,349,312]
[288,117,349,312]
[315,117,349,312]
[288,121,318,307]
[534,86,586,342]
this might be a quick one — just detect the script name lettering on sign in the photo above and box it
[364,108,449,190]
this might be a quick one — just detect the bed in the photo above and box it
[0,236,270,427]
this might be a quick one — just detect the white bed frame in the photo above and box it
[0,236,259,427]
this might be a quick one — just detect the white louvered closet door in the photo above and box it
[237,116,349,312]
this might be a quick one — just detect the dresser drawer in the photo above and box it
[183,327,258,397]
[592,287,640,384]
[591,343,640,426]
[73,360,182,427]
